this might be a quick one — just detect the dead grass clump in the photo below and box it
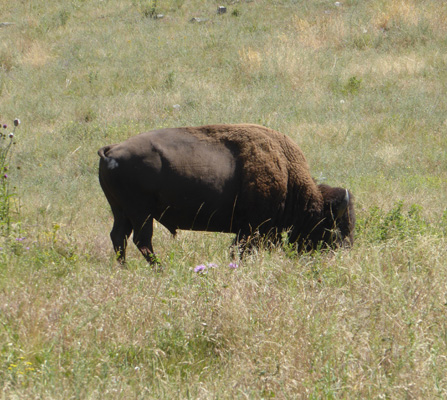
[0,44,18,72]
[292,14,346,50]
[237,46,263,78]
[373,0,420,32]
[21,41,53,68]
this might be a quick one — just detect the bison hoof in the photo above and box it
[151,263,164,273]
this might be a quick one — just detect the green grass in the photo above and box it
[1,0,447,397]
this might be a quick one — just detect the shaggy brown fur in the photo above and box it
[98,124,355,265]
[185,124,324,233]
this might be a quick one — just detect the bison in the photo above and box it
[98,124,355,265]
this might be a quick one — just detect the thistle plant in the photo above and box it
[0,118,20,234]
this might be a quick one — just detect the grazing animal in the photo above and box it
[98,124,355,264]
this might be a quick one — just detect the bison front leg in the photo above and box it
[231,230,251,259]
[231,229,266,259]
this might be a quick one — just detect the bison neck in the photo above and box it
[278,183,325,244]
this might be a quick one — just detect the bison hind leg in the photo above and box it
[110,208,133,265]
[131,216,161,267]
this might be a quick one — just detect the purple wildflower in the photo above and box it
[194,264,207,273]
[207,263,218,268]
[13,119,20,127]
[15,237,26,242]
[2,125,6,129]
[229,262,239,269]
[3,174,7,179]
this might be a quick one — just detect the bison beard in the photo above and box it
[98,124,355,265]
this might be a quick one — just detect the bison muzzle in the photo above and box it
[98,124,355,265]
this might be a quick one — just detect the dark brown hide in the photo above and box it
[98,124,355,264]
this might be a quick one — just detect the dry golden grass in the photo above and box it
[2,232,447,398]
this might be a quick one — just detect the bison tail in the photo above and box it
[98,145,113,159]
[98,145,119,170]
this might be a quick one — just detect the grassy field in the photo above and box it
[1,0,447,398]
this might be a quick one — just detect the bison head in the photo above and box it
[306,184,355,250]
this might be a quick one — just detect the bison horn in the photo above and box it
[336,189,350,219]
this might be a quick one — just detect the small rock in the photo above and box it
[189,17,208,23]
[154,14,164,19]
[217,6,227,15]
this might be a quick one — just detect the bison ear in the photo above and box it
[335,189,349,219]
